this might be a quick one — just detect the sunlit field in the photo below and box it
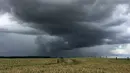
[0,58,130,73]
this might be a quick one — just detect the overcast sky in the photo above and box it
[0,0,130,57]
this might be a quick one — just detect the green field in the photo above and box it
[0,58,130,73]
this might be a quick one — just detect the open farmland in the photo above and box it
[0,58,130,73]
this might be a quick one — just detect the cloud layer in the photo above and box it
[1,0,130,56]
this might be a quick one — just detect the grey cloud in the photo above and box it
[0,0,130,56]
[0,33,37,56]
[0,33,118,57]
[80,44,119,56]
[0,0,10,13]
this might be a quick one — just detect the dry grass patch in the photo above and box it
[0,58,129,73]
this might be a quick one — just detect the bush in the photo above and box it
[56,57,81,65]
[57,57,64,63]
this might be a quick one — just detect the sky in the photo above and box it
[0,0,130,57]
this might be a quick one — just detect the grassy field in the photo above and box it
[0,58,130,73]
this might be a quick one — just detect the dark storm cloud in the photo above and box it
[8,0,117,48]
[0,0,130,56]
